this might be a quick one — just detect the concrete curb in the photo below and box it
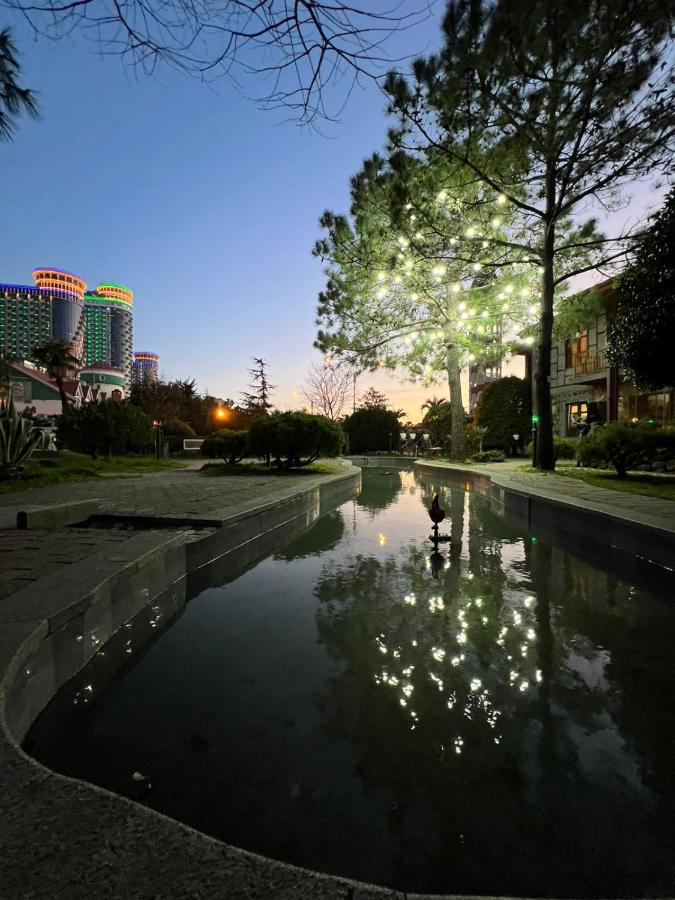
[414,460,675,571]
[16,499,102,530]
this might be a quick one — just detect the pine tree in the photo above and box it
[241,357,275,414]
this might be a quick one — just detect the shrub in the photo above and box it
[469,449,506,463]
[248,411,344,469]
[57,400,152,459]
[577,423,675,477]
[201,429,248,464]
[553,437,577,460]
[343,406,401,454]
[475,377,532,452]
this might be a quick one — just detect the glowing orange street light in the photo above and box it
[215,406,227,421]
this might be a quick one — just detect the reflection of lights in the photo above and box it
[481,616,488,625]
[430,673,444,691]
[470,678,482,692]
[431,647,446,662]
[429,596,445,612]
[513,612,522,625]
[475,598,483,607]
[400,698,407,707]
[519,680,529,692]
[509,670,518,683]
[451,656,461,667]
[454,737,464,754]
[524,596,534,608]
[412,640,418,647]
[447,692,456,709]
[527,628,536,640]
[377,533,387,546]
[402,683,414,697]
[536,669,543,683]
[393,649,401,659]
[456,631,467,644]
[403,593,416,606]
[402,665,414,676]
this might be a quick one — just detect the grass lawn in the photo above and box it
[523,465,675,501]
[200,460,341,477]
[0,452,184,493]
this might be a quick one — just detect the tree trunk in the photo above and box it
[446,339,465,461]
[55,375,70,414]
[533,221,555,471]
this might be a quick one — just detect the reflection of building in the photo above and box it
[550,280,674,436]
[84,283,134,391]
[132,351,159,388]
[0,267,87,360]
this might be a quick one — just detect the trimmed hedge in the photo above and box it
[343,406,401,454]
[56,400,153,459]
[201,429,248,464]
[577,423,675,477]
[248,411,343,469]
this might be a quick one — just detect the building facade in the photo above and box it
[132,351,159,388]
[0,267,87,361]
[550,281,674,436]
[84,283,134,390]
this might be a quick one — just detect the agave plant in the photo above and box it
[0,398,46,479]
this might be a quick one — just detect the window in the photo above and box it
[565,331,589,368]
[567,402,588,433]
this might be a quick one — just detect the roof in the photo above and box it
[9,360,81,397]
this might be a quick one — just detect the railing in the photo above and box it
[572,350,607,376]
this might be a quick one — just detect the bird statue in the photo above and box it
[428,493,450,549]
[429,493,446,525]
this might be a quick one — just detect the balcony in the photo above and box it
[570,350,607,377]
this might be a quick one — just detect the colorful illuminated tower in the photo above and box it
[132,352,159,388]
[0,267,86,361]
[83,283,134,390]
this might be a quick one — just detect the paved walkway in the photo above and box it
[425,458,675,533]
[0,465,344,599]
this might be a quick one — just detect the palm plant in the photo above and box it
[474,425,489,453]
[0,28,38,142]
[0,398,46,479]
[32,340,80,413]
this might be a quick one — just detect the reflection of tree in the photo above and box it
[355,470,402,514]
[274,510,345,560]
[312,492,674,895]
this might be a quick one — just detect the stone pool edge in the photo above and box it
[415,459,675,570]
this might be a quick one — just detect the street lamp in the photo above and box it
[152,419,163,459]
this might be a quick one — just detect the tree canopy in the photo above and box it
[0,28,38,141]
[607,188,675,389]
[384,0,675,468]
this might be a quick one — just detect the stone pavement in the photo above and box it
[427,458,675,533]
[0,465,346,601]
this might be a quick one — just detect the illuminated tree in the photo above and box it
[0,28,37,141]
[386,0,675,468]
[607,187,675,388]
[314,152,539,459]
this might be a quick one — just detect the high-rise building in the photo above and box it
[132,351,159,388]
[83,283,134,390]
[0,267,87,361]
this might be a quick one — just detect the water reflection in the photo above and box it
[25,469,675,898]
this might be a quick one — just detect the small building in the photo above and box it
[79,364,126,401]
[6,359,85,417]
[550,281,674,436]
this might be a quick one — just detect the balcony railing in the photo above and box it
[571,350,607,376]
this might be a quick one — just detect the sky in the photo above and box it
[1,6,666,422]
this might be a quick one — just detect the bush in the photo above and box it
[469,450,506,463]
[554,437,577,460]
[57,400,153,459]
[201,429,248,464]
[248,411,344,469]
[343,406,401,454]
[475,377,532,452]
[577,423,675,477]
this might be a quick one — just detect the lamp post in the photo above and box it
[152,420,163,459]
[531,415,540,465]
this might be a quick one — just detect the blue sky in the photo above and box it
[1,9,665,420]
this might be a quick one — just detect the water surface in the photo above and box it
[26,470,675,897]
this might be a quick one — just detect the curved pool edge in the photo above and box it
[414,459,675,571]
[1,464,453,900]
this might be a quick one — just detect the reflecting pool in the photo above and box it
[26,470,675,897]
